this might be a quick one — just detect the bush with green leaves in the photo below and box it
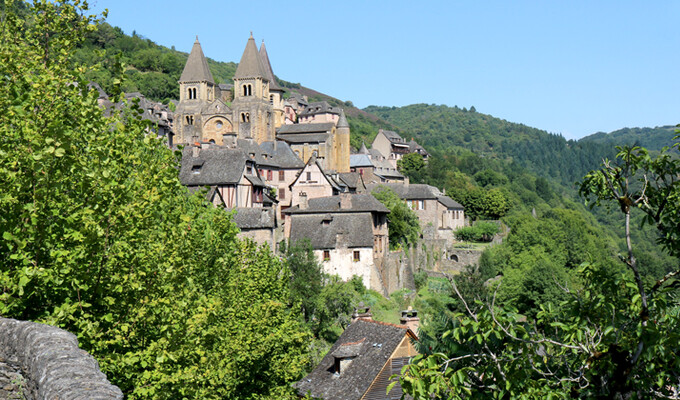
[0,2,309,398]
[453,222,499,242]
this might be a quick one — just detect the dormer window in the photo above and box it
[191,165,201,174]
[331,339,365,374]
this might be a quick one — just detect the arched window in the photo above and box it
[192,88,197,99]
[243,85,248,96]
[269,95,274,105]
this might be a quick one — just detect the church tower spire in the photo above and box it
[232,33,275,143]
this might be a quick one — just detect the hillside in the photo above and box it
[364,104,625,187]
[580,125,678,151]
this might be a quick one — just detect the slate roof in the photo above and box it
[358,142,369,154]
[349,154,374,168]
[337,172,364,191]
[408,139,429,156]
[179,146,246,186]
[277,122,335,135]
[368,183,441,200]
[337,110,349,128]
[231,207,275,229]
[276,133,330,144]
[379,129,405,143]
[284,194,389,215]
[259,141,305,169]
[437,195,464,210]
[259,41,282,91]
[180,37,214,83]
[289,213,374,249]
[294,320,414,400]
[234,34,268,80]
[300,101,342,117]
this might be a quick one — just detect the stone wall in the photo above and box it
[0,317,122,400]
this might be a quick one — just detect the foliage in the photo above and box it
[453,222,499,242]
[397,152,426,176]
[372,187,422,249]
[284,240,323,323]
[396,139,680,399]
[0,2,309,398]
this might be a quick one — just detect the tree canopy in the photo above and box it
[0,2,309,398]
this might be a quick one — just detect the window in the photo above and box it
[242,84,252,96]
[187,87,197,100]
[323,250,330,261]
[279,170,285,181]
[279,188,285,199]
[191,165,201,174]
[269,95,274,105]
[306,171,312,181]
[185,115,194,125]
[240,113,250,123]
[267,170,272,180]
[353,251,360,262]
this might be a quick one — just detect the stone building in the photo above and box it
[284,193,390,290]
[173,35,285,146]
[294,317,419,400]
[371,129,428,168]
[368,183,465,241]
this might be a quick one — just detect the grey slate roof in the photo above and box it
[289,213,374,249]
[437,195,464,210]
[300,101,342,117]
[337,172,364,191]
[284,194,389,215]
[259,41,282,91]
[277,133,331,144]
[277,122,335,135]
[408,139,429,156]
[234,34,268,80]
[294,320,414,400]
[349,154,374,168]
[337,110,349,128]
[232,207,275,229]
[180,37,214,83]
[358,142,369,154]
[179,146,246,186]
[379,129,405,143]
[259,141,305,169]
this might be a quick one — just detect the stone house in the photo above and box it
[284,193,390,290]
[368,183,465,241]
[276,110,350,173]
[294,315,419,400]
[371,129,411,168]
[231,207,277,249]
[178,144,272,209]
[371,129,428,168]
[297,101,342,125]
[257,140,306,210]
[288,155,344,208]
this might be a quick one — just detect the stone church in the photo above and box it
[173,34,284,146]
[172,34,349,173]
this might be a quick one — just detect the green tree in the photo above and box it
[372,187,422,249]
[397,152,426,177]
[396,140,680,399]
[0,2,309,398]
[284,240,323,324]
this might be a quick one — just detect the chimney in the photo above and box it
[299,193,308,210]
[351,302,372,323]
[400,306,420,333]
[192,143,199,158]
[339,193,352,209]
[201,141,210,150]
[222,133,236,148]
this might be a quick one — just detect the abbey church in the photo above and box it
[173,34,350,173]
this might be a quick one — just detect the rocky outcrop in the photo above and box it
[0,317,123,400]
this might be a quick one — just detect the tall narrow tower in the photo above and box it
[259,40,285,130]
[176,37,216,144]
[232,33,273,143]
[335,110,350,173]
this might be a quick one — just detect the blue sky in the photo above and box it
[88,1,680,140]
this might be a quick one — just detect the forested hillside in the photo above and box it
[580,125,678,151]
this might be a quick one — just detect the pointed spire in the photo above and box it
[234,34,268,80]
[337,110,349,129]
[359,141,368,154]
[259,40,282,91]
[179,37,214,83]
